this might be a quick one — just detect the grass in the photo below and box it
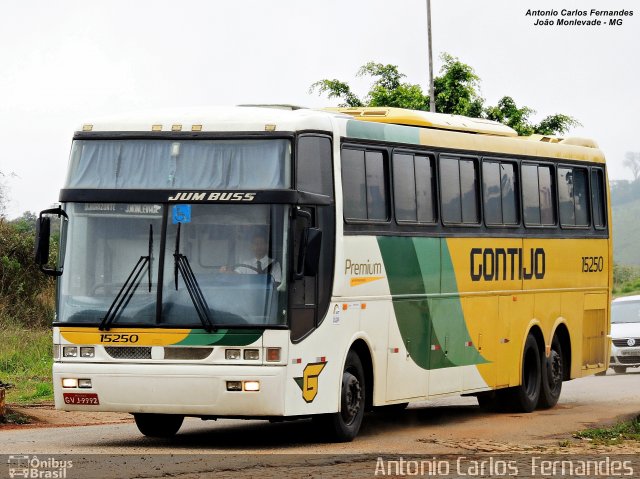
[574,415,640,445]
[0,410,31,425]
[613,279,640,297]
[0,322,53,404]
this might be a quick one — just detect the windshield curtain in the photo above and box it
[65,139,291,190]
[611,301,640,324]
[58,203,289,327]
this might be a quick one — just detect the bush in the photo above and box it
[0,219,55,327]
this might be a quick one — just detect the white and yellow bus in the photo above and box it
[36,105,611,441]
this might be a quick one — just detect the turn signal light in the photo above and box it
[266,348,281,362]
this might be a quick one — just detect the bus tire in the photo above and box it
[134,413,184,437]
[538,336,563,409]
[613,366,627,374]
[508,333,542,413]
[315,351,365,442]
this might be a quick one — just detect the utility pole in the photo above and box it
[426,0,435,113]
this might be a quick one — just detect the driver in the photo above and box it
[220,233,281,283]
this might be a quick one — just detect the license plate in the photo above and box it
[620,348,640,356]
[63,393,100,405]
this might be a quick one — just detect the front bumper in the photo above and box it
[610,344,640,368]
[53,362,286,416]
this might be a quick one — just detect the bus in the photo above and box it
[35,105,611,442]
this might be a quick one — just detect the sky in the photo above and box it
[1,0,638,218]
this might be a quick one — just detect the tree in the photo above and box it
[10,211,37,233]
[311,53,579,136]
[485,96,580,136]
[624,152,640,181]
[432,53,484,117]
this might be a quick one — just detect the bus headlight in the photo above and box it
[80,347,95,358]
[63,347,78,358]
[225,349,241,360]
[62,378,78,388]
[243,349,260,360]
[226,381,242,391]
[243,381,260,392]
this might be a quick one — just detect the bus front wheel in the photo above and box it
[508,333,542,413]
[133,413,184,437]
[538,336,563,409]
[314,351,365,442]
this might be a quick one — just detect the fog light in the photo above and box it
[266,347,281,362]
[62,378,78,388]
[225,349,241,360]
[80,347,95,358]
[63,347,78,358]
[78,379,92,389]
[226,381,242,391]
[243,381,260,392]
[244,349,260,360]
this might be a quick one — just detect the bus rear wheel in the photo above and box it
[314,351,365,442]
[507,333,541,413]
[134,413,184,437]
[538,336,563,409]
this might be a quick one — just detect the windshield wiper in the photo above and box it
[174,222,215,332]
[99,224,153,331]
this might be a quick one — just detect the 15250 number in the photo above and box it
[581,256,604,273]
[99,333,139,343]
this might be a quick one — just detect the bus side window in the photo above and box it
[591,168,607,229]
[523,163,556,227]
[297,136,333,196]
[341,146,390,222]
[558,166,590,227]
[440,156,480,225]
[482,160,519,226]
[393,152,436,224]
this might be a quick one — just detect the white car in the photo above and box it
[610,295,640,373]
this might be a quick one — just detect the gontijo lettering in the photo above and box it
[470,247,545,281]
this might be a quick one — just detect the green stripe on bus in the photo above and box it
[176,329,263,346]
[377,236,487,369]
[346,120,421,145]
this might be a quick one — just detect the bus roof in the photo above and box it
[324,107,519,137]
[77,105,605,165]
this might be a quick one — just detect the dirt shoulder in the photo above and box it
[1,402,132,430]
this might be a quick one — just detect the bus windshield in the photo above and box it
[611,300,640,324]
[65,139,291,190]
[58,203,289,327]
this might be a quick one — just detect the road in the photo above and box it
[1,371,639,478]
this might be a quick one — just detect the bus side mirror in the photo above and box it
[295,227,322,279]
[34,207,68,277]
[34,217,51,265]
